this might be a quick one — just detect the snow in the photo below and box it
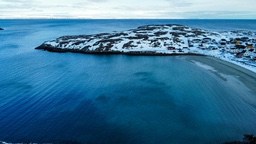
[220,57,256,73]
[45,40,58,47]
[39,24,256,73]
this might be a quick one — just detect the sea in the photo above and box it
[0,19,256,144]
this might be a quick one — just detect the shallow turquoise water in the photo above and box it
[0,20,256,143]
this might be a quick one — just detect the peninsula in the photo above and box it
[36,24,256,72]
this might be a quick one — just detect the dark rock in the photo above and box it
[137,25,157,31]
[123,41,136,49]
[220,42,227,45]
[81,45,91,51]
[135,34,149,40]
[167,47,176,50]
[0,28,3,30]
[73,40,86,46]
[202,38,212,43]
[191,39,202,43]
[152,41,161,47]
[241,37,249,42]
[192,29,205,36]
[156,37,169,41]
[154,31,168,36]
[93,38,122,46]
[107,33,128,39]
[172,26,188,31]
[126,36,143,40]
[170,32,186,37]
[236,45,246,49]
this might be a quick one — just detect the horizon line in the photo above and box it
[0,18,256,20]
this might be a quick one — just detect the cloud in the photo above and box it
[87,0,108,2]
[157,10,256,19]
[165,0,193,7]
[0,0,256,18]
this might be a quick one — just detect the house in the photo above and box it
[236,41,241,45]
[246,43,254,49]
[167,47,176,50]
[234,38,242,45]
[230,48,240,53]
[241,37,249,42]
[243,51,251,57]
[235,45,246,49]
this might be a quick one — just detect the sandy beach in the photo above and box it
[187,56,256,93]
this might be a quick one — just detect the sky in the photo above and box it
[0,0,256,19]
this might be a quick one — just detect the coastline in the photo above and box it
[36,45,206,56]
[195,56,256,78]
[35,24,256,74]
[2,19,256,144]
[188,55,256,92]
[36,45,256,75]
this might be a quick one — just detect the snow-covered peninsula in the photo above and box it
[36,24,256,72]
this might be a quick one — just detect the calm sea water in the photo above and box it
[0,19,256,144]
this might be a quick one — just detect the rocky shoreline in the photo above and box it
[35,24,256,72]
[35,44,205,56]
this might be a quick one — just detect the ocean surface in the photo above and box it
[0,19,256,144]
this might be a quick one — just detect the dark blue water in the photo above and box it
[0,19,256,144]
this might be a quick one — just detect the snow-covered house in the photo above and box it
[244,51,251,57]
[230,48,240,53]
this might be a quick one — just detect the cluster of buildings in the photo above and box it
[188,35,256,61]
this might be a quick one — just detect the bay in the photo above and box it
[0,19,256,143]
